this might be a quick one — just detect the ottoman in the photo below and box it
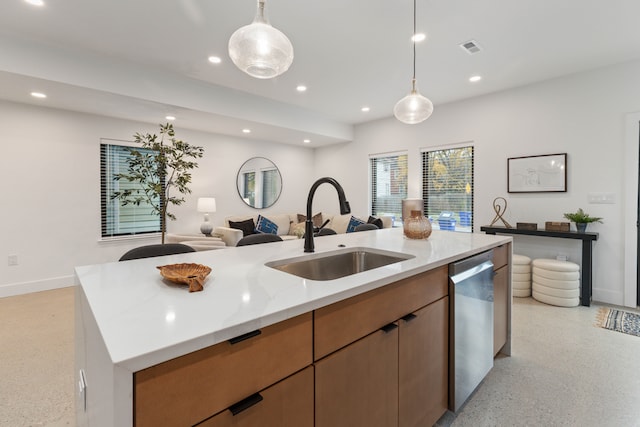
[512,254,532,298]
[531,258,580,307]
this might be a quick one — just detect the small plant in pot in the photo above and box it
[563,208,603,233]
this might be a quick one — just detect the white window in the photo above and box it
[370,152,408,220]
[100,141,161,238]
[421,146,474,232]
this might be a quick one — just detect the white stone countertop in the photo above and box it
[75,228,511,372]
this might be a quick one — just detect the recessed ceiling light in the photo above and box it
[25,0,44,6]
[469,75,482,82]
[361,106,370,112]
[242,129,251,134]
[303,139,311,144]
[411,33,426,42]
[30,92,46,98]
[165,115,176,121]
[296,85,307,92]
[208,56,222,64]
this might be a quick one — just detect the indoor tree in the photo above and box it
[111,123,204,243]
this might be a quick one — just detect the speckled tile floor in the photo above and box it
[1,288,639,427]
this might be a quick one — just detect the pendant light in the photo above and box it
[228,0,294,79]
[394,0,433,124]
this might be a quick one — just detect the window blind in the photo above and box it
[370,153,408,219]
[100,143,161,238]
[421,146,474,231]
[262,168,279,208]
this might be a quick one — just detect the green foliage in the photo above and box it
[563,208,603,224]
[111,123,204,242]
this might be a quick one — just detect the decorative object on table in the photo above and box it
[401,198,423,222]
[516,222,537,231]
[393,0,433,124]
[197,197,217,236]
[489,197,512,228]
[507,153,567,193]
[111,123,205,244]
[404,210,432,239]
[544,221,570,232]
[157,263,211,292]
[562,208,603,233]
[596,308,640,338]
[228,0,293,79]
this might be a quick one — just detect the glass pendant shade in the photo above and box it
[228,0,294,79]
[394,79,433,124]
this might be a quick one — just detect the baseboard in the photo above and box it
[592,287,624,307]
[0,275,74,298]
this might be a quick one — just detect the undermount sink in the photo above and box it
[265,247,415,281]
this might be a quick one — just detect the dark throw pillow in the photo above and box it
[229,218,256,237]
[367,215,383,229]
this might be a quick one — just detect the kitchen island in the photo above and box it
[75,227,511,426]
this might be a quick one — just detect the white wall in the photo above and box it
[0,101,315,296]
[316,59,640,307]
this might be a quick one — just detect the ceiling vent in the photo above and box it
[460,40,482,54]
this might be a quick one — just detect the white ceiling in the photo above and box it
[2,0,640,146]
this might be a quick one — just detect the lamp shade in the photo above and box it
[394,82,433,124]
[228,0,294,79]
[197,197,217,213]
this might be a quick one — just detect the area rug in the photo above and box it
[596,308,640,337]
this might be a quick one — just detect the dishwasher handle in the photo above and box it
[449,250,494,277]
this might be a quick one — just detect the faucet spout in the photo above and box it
[304,177,351,253]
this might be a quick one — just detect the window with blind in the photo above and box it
[422,146,474,232]
[262,168,280,208]
[100,142,161,238]
[370,153,408,220]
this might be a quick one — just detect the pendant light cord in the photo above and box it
[411,0,418,91]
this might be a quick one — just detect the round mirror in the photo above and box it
[236,157,282,209]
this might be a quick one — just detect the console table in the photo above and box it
[480,226,599,306]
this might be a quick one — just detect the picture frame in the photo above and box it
[508,153,567,193]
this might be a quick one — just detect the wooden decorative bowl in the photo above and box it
[157,263,212,292]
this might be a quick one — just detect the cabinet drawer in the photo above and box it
[314,267,447,360]
[492,244,509,270]
[196,366,314,427]
[134,313,312,427]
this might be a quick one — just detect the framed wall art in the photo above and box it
[507,153,567,193]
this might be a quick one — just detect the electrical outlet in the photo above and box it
[8,255,18,266]
[556,254,568,262]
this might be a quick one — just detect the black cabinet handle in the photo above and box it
[229,393,263,416]
[228,329,262,345]
[380,323,398,333]
[401,313,417,323]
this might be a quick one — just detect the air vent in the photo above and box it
[460,40,482,54]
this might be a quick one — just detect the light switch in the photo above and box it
[587,193,615,204]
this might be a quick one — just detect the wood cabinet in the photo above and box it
[492,243,511,356]
[134,313,312,427]
[314,267,449,427]
[315,326,399,427]
[196,366,314,427]
[399,297,449,427]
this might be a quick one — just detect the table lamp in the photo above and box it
[197,197,217,236]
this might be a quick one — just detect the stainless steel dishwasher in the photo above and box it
[449,250,494,412]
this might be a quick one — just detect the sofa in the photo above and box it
[215,212,393,247]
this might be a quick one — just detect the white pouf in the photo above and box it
[531,259,580,307]
[512,254,532,298]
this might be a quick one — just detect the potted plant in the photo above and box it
[111,123,204,243]
[563,208,603,233]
